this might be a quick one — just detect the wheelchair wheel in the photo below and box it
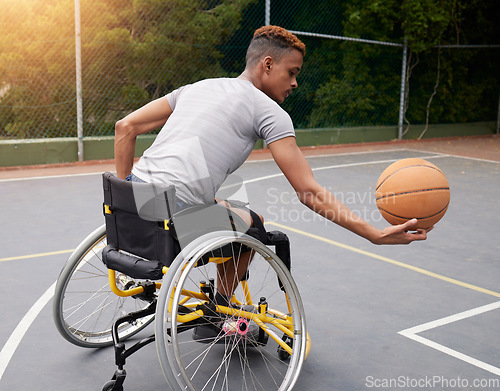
[156,231,307,391]
[53,225,155,348]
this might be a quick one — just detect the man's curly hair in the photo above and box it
[245,26,305,68]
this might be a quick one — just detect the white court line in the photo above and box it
[243,154,445,185]
[0,149,492,381]
[0,171,105,183]
[0,151,454,381]
[309,154,444,173]
[0,147,450,183]
[399,301,500,376]
[404,148,500,164]
[3,151,422,379]
[1,146,498,183]
[246,147,417,163]
[0,282,56,380]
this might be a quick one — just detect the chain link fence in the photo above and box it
[1,0,499,144]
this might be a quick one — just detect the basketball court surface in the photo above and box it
[1,136,499,390]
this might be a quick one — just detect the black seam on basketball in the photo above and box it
[375,164,444,191]
[378,202,449,220]
[376,187,450,201]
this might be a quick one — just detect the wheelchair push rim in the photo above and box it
[156,231,307,391]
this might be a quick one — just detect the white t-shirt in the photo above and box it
[132,78,295,205]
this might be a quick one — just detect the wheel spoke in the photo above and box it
[156,232,306,391]
[53,226,155,348]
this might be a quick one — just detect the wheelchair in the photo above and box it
[53,172,310,391]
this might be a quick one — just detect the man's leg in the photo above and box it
[214,199,263,306]
[215,250,253,305]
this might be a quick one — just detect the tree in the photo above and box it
[1,0,497,139]
[80,0,256,136]
[307,0,499,134]
[401,0,499,137]
[0,0,255,138]
[269,0,348,128]
[0,0,75,138]
[308,0,403,128]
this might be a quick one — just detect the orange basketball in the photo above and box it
[375,158,450,229]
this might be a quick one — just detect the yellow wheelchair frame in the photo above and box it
[107,266,310,358]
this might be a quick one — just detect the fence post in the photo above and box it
[398,37,408,140]
[75,0,84,161]
[497,86,500,134]
[265,0,270,25]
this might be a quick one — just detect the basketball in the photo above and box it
[375,158,450,228]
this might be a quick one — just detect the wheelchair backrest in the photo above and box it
[102,172,180,267]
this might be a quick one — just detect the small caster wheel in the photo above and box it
[102,380,123,391]
[277,335,293,360]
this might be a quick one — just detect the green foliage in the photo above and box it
[306,0,499,130]
[271,0,348,128]
[78,0,255,135]
[0,0,76,138]
[402,0,452,52]
[307,1,404,127]
[0,0,498,139]
[0,0,254,138]
[401,0,500,127]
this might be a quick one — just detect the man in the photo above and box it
[114,26,431,307]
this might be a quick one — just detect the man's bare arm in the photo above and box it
[114,97,173,179]
[268,137,431,245]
